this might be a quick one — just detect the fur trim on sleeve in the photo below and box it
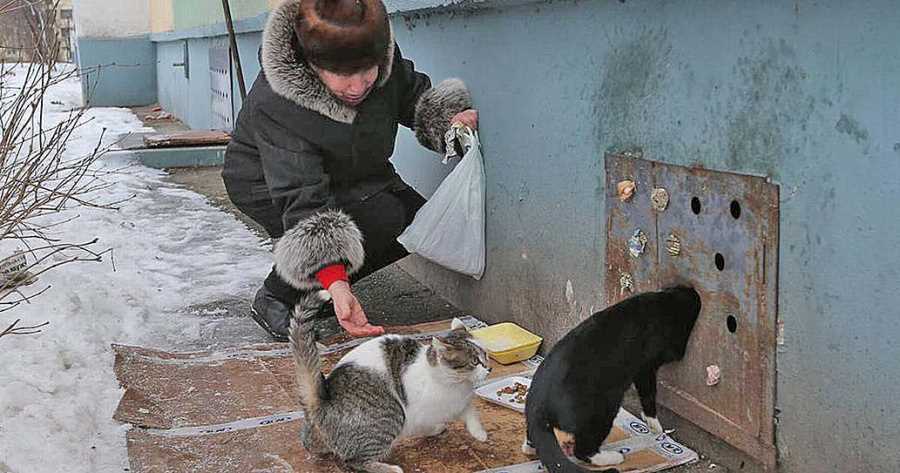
[414,78,473,153]
[273,210,365,291]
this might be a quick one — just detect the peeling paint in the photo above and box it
[706,365,722,386]
[665,233,681,256]
[517,181,530,202]
[617,180,636,202]
[565,280,575,304]
[619,272,634,295]
[628,229,648,257]
[651,187,670,211]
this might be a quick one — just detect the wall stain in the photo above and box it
[835,113,869,144]
[594,28,672,152]
[725,38,816,179]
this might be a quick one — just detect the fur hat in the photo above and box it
[294,0,390,74]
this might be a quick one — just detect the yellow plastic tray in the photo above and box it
[470,322,543,365]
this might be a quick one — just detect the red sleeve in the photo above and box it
[315,264,348,289]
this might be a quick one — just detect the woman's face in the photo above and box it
[314,65,378,106]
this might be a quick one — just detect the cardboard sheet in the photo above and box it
[114,318,696,472]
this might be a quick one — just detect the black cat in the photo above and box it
[523,286,702,472]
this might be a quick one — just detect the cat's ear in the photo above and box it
[450,318,469,332]
[432,336,450,352]
[433,336,464,364]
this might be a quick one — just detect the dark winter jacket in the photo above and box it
[223,0,472,290]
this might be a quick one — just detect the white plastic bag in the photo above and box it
[398,126,485,279]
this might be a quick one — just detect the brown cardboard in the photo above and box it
[115,319,695,472]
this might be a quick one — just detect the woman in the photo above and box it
[223,0,477,340]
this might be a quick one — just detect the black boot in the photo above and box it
[250,286,291,342]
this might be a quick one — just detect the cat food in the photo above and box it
[476,376,532,412]
[497,381,529,404]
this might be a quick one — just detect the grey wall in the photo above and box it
[389,1,900,472]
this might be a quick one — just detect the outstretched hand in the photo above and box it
[451,109,478,130]
[328,281,385,338]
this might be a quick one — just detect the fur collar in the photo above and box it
[261,0,395,124]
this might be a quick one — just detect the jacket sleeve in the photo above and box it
[394,47,432,129]
[254,110,330,232]
[254,111,365,290]
[413,78,474,154]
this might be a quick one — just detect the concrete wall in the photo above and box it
[147,1,900,470]
[72,0,156,106]
[389,1,900,472]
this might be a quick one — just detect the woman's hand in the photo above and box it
[328,281,385,338]
[451,109,478,130]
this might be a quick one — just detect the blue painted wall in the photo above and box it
[389,1,900,472]
[76,35,157,107]
[157,37,213,129]
[155,31,262,130]
[150,1,900,471]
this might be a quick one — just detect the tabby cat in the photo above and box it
[291,291,491,473]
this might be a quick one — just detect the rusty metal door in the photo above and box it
[604,153,779,469]
[209,46,234,132]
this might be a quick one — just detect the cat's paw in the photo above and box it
[589,450,625,466]
[468,424,488,442]
[641,412,664,434]
[427,424,448,437]
[521,438,537,456]
[357,461,403,473]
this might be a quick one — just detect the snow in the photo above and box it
[0,65,271,472]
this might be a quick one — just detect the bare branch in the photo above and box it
[1,1,120,340]
[0,318,50,338]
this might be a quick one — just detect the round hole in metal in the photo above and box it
[691,197,702,215]
[715,253,725,271]
[730,200,742,219]
[727,315,737,333]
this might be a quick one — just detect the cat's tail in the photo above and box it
[532,422,619,473]
[288,291,331,412]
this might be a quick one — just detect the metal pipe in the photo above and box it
[221,0,247,100]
